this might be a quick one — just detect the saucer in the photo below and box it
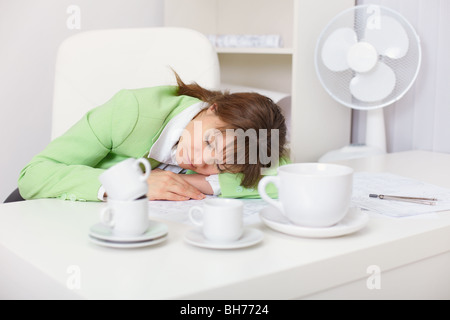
[259,206,368,238]
[89,220,168,243]
[184,228,264,249]
[89,234,167,249]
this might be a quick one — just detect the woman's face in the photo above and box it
[176,105,231,175]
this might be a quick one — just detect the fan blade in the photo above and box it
[350,62,396,102]
[364,16,409,59]
[321,28,357,72]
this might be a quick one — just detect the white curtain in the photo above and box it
[354,0,450,153]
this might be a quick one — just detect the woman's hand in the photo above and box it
[146,169,206,201]
[179,174,214,195]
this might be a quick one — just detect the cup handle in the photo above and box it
[137,158,151,181]
[258,176,283,212]
[100,207,114,227]
[188,206,204,227]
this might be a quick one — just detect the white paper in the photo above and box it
[207,34,283,48]
[220,83,290,104]
[352,172,450,217]
[146,172,450,224]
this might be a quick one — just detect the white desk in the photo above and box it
[1,151,450,300]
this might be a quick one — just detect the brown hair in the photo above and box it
[174,72,287,188]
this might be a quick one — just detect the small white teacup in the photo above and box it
[99,158,150,201]
[258,163,353,228]
[189,199,244,243]
[100,198,150,236]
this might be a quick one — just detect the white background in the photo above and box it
[0,0,164,201]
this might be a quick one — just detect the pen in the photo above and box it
[369,194,438,206]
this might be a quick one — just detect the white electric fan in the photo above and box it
[315,5,421,162]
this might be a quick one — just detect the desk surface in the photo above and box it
[1,150,450,299]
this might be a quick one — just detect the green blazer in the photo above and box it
[18,86,283,201]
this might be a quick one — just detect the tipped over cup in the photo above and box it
[99,158,150,201]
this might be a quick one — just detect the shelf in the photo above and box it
[216,47,293,55]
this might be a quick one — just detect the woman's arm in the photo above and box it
[179,174,214,195]
[18,90,138,201]
[145,169,207,201]
[217,156,291,199]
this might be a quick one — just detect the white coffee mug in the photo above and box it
[189,198,244,243]
[99,158,150,201]
[100,198,150,236]
[258,163,353,228]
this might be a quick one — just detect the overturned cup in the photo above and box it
[99,158,150,201]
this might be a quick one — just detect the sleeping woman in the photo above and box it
[18,72,288,201]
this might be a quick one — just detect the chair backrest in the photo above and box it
[51,27,220,139]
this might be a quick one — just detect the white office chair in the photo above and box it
[51,27,220,139]
[5,27,220,203]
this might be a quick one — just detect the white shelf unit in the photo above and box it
[164,0,354,162]
[215,48,294,55]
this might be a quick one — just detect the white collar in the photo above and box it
[148,102,208,165]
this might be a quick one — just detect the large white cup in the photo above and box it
[189,199,244,243]
[100,198,150,236]
[99,158,150,201]
[258,163,353,228]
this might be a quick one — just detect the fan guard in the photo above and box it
[315,5,421,111]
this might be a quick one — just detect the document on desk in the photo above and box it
[352,172,450,217]
[147,172,450,223]
[147,196,267,225]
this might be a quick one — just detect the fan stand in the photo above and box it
[365,108,387,153]
[319,108,387,163]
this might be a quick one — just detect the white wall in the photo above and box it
[353,0,450,154]
[0,0,164,201]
